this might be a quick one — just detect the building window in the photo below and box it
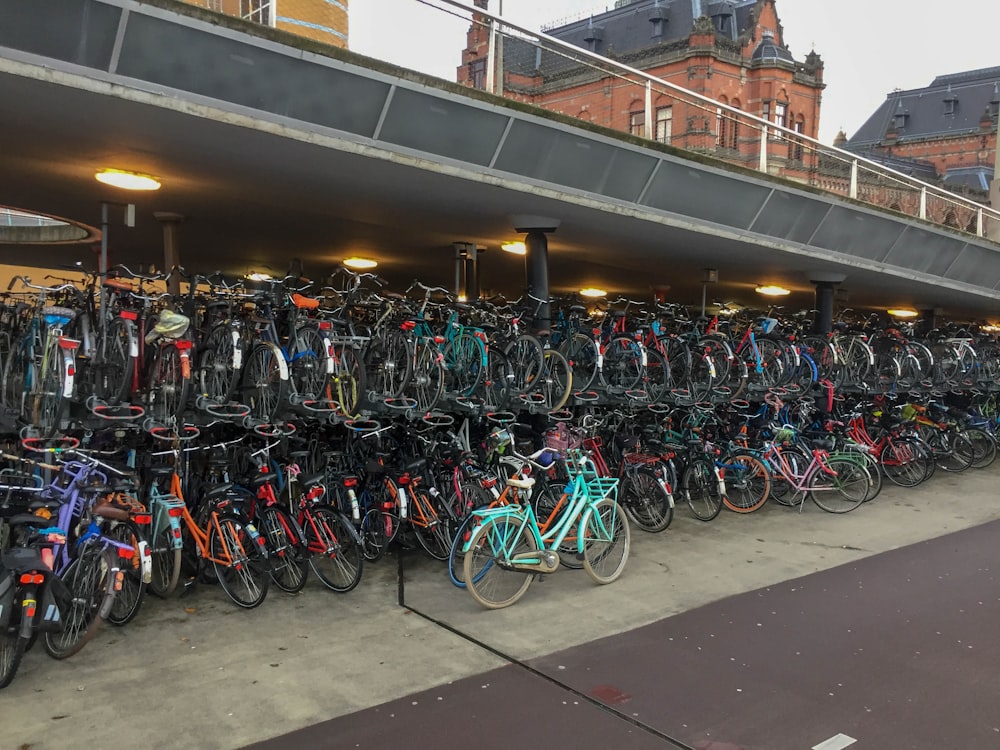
[773,102,787,140]
[655,106,672,144]
[651,18,664,37]
[716,107,740,152]
[204,0,222,10]
[241,0,271,26]
[789,119,805,161]
[469,59,487,90]
[943,96,958,116]
[630,110,646,138]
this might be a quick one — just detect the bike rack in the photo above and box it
[146,421,201,442]
[85,396,145,422]
[194,395,253,421]
[571,390,600,402]
[343,417,382,433]
[548,408,574,422]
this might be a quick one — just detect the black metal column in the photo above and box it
[814,281,835,334]
[524,229,549,332]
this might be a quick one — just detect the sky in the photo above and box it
[349,0,1000,145]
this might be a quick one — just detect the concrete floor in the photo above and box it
[2,463,998,750]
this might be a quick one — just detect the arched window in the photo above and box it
[628,100,645,137]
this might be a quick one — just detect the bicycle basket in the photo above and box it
[544,423,584,452]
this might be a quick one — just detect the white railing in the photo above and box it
[427,0,1000,240]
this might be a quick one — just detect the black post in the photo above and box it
[524,229,549,332]
[813,281,835,334]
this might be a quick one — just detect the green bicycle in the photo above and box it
[461,448,630,609]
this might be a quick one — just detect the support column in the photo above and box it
[511,214,560,335]
[155,212,184,297]
[464,245,480,302]
[808,272,846,334]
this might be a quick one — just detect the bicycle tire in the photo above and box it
[463,515,536,610]
[199,323,241,403]
[720,453,771,513]
[966,427,998,469]
[530,479,581,569]
[448,513,478,587]
[44,545,115,660]
[304,505,363,593]
[2,336,29,416]
[682,457,724,521]
[560,332,598,391]
[289,326,328,401]
[106,519,147,627]
[599,335,643,391]
[360,506,399,562]
[332,344,365,418]
[146,343,191,425]
[879,438,930,487]
[242,343,288,423]
[409,341,445,413]
[33,339,69,437]
[259,506,309,594]
[581,498,630,585]
[540,349,573,412]
[92,316,136,404]
[643,348,672,405]
[409,492,456,562]
[210,515,270,609]
[619,469,673,532]
[0,628,28,689]
[502,334,545,397]
[483,347,512,410]
[808,457,870,513]
[365,329,411,400]
[148,515,182,598]
[443,332,486,398]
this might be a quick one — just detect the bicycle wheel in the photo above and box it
[503,334,545,397]
[463,515,536,610]
[2,336,30,416]
[879,438,930,487]
[210,515,270,609]
[289,326,328,400]
[964,427,997,469]
[409,492,456,562]
[332,345,365,417]
[359,506,399,562]
[808,457,870,513]
[443,332,485,398]
[106,519,147,627]
[540,349,572,412]
[483,347,512,409]
[619,469,673,532]
[93,316,136,404]
[560,332,598,391]
[682,457,723,521]
[199,323,240,403]
[44,545,115,660]
[721,453,771,513]
[146,343,191,424]
[0,628,27,689]
[581,498,630,585]
[34,339,69,437]
[599,335,643,391]
[148,515,182,597]
[304,505,364,593]
[532,479,582,569]
[448,512,479,587]
[365,330,411,400]
[409,341,445,413]
[259,506,309,594]
[242,343,288,422]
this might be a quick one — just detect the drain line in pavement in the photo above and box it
[397,554,697,750]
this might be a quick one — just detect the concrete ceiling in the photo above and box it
[0,62,996,322]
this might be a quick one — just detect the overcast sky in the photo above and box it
[349,0,1000,145]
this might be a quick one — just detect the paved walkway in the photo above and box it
[2,464,999,750]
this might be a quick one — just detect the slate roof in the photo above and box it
[503,0,778,78]
[846,66,1000,147]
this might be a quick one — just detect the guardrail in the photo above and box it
[420,0,1000,240]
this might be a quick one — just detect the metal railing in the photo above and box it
[423,0,1000,240]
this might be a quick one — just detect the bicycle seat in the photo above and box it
[506,476,535,490]
[92,503,130,522]
[201,482,235,500]
[291,293,320,310]
[251,473,278,489]
[298,471,326,487]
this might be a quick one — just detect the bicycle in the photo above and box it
[461,448,629,610]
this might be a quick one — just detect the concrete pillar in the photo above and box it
[464,245,480,302]
[155,212,184,297]
[808,271,846,334]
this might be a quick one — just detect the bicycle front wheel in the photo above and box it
[34,340,69,437]
[581,499,630,585]
[721,453,771,513]
[210,515,270,609]
[259,506,309,594]
[304,506,364,593]
[619,469,673,532]
[463,516,536,610]
[0,629,28,689]
[808,458,870,513]
[44,545,115,660]
[106,519,147,627]
[682,458,723,521]
[148,517,182,598]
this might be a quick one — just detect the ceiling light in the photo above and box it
[94,168,161,191]
[887,308,918,318]
[343,257,378,269]
[579,287,607,298]
[246,272,273,282]
[755,285,790,296]
[501,241,526,255]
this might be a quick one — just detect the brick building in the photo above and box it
[842,67,1000,196]
[182,0,348,48]
[458,0,825,176]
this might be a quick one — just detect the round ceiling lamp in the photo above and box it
[343,257,378,270]
[887,308,918,318]
[501,241,526,256]
[755,284,790,296]
[579,287,607,298]
[95,168,161,191]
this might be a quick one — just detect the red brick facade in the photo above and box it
[184,0,348,49]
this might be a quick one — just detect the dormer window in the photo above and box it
[943,94,958,116]
[990,84,1000,117]
[583,22,604,53]
[651,17,665,37]
[648,5,668,39]
[893,111,909,129]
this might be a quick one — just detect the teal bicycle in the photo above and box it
[461,448,630,609]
